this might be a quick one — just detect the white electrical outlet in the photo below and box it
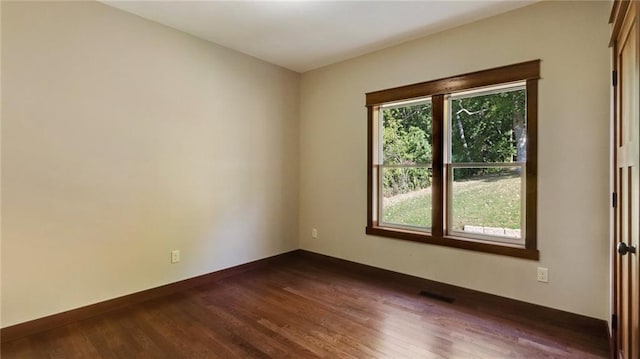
[537,267,548,283]
[312,228,318,239]
[171,250,180,264]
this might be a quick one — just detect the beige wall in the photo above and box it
[299,1,611,319]
[1,1,299,327]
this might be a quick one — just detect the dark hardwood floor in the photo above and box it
[1,252,609,358]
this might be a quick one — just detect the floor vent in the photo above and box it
[419,290,455,303]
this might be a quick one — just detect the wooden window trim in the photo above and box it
[366,60,540,260]
[366,60,541,106]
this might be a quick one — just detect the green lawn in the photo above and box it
[382,173,521,230]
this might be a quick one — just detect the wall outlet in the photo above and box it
[311,228,318,239]
[537,267,548,283]
[171,250,180,264]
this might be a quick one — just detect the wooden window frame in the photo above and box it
[366,60,540,260]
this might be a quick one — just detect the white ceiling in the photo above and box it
[103,1,537,73]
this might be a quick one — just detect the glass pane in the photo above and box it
[450,88,526,163]
[450,167,521,239]
[381,167,432,228]
[382,101,432,165]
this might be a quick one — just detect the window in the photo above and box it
[366,61,539,259]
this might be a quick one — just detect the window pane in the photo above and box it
[381,167,432,228]
[450,167,521,239]
[382,101,432,165]
[450,88,526,163]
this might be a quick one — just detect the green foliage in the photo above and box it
[382,104,432,164]
[450,89,525,178]
[381,88,526,196]
[382,103,432,196]
[382,167,431,197]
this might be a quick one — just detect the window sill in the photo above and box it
[366,225,539,260]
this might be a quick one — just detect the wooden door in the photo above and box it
[612,1,640,358]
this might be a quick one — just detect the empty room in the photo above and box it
[2,0,637,358]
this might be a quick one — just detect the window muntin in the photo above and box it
[365,60,539,260]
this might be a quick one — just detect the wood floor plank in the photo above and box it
[1,253,609,358]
